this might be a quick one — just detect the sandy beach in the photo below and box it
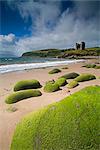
[0,60,100,150]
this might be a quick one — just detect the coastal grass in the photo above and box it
[14,79,41,91]
[75,74,96,82]
[60,72,79,79]
[5,89,42,104]
[55,78,67,87]
[67,80,79,89]
[11,86,100,150]
[44,83,60,92]
[48,68,61,74]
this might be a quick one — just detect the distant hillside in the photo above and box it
[22,47,100,58]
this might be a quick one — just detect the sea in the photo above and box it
[0,57,84,74]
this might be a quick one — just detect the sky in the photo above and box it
[0,0,100,57]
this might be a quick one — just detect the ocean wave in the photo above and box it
[0,59,84,74]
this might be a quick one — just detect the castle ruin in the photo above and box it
[76,42,85,50]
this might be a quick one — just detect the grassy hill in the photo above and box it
[11,86,100,150]
[22,47,100,58]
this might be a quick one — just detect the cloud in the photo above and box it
[0,0,100,57]
[0,33,15,43]
[16,0,100,54]
[73,0,100,18]
[6,0,61,33]
[17,0,61,34]
[0,34,18,57]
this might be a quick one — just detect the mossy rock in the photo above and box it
[82,64,96,68]
[55,78,67,87]
[44,83,60,92]
[75,74,96,82]
[49,68,61,74]
[14,79,41,91]
[60,72,79,79]
[82,64,100,69]
[67,80,79,89]
[62,66,68,69]
[82,64,95,68]
[5,90,42,104]
[11,86,100,150]
[95,66,100,69]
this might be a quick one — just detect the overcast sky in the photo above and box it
[0,0,100,57]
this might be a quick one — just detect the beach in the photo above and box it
[0,60,100,150]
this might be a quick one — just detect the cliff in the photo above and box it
[22,47,100,58]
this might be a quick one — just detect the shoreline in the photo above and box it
[0,59,85,74]
[0,59,100,150]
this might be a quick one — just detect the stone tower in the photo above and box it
[76,43,80,50]
[76,42,85,50]
[81,42,85,50]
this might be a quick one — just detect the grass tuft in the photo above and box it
[5,89,42,104]
[14,79,41,91]
[11,86,100,150]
